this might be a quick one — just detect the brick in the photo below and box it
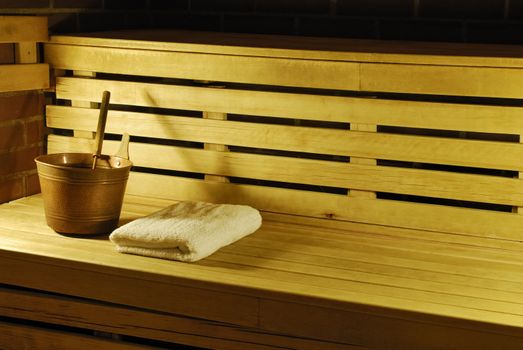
[379,19,463,42]
[25,172,41,196]
[300,16,376,38]
[152,14,221,31]
[0,92,44,122]
[0,123,25,151]
[0,177,24,204]
[53,0,102,8]
[223,15,296,35]
[419,0,505,19]
[0,146,41,177]
[467,21,523,44]
[337,0,414,17]
[150,0,188,10]
[255,0,330,14]
[0,0,49,7]
[104,0,147,9]
[190,0,253,12]
[25,119,44,146]
[509,0,523,19]
[48,13,79,34]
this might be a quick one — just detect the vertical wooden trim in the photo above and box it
[515,135,522,214]
[200,81,229,183]
[349,123,377,198]
[203,111,229,183]
[72,71,97,140]
[14,42,37,64]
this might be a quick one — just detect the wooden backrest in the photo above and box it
[44,30,523,240]
[0,16,48,92]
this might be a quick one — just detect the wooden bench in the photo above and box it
[1,29,523,349]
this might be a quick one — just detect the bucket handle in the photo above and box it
[115,132,130,160]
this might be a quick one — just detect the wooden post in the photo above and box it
[14,42,37,64]
[349,123,377,198]
[515,135,523,214]
[203,111,229,183]
[200,81,229,183]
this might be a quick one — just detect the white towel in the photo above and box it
[109,201,262,262]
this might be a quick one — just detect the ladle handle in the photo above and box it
[92,91,111,169]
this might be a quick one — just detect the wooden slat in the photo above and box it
[0,16,47,43]
[45,44,360,90]
[4,194,523,298]
[48,135,523,207]
[222,236,523,295]
[124,172,523,240]
[4,196,523,313]
[52,77,523,134]
[71,70,97,139]
[362,63,523,98]
[0,287,356,350]
[0,63,49,92]
[46,105,523,171]
[48,31,523,69]
[3,197,523,329]
[259,300,523,350]
[0,321,158,350]
[0,255,260,328]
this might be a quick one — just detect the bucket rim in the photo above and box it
[35,152,133,171]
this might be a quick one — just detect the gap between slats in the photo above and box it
[46,106,523,171]
[48,135,523,207]
[121,172,523,241]
[52,78,523,135]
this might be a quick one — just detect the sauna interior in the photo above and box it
[1,2,523,349]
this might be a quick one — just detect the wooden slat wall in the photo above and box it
[44,35,523,239]
[47,135,523,207]
[0,16,48,93]
[45,43,523,97]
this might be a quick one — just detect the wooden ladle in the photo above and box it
[92,91,111,170]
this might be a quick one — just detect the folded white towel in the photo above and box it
[109,201,262,262]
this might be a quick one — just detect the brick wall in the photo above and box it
[0,91,44,203]
[0,0,522,43]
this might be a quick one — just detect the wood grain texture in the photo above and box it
[49,79,523,134]
[121,172,523,240]
[203,110,230,183]
[362,63,523,98]
[46,103,523,171]
[0,321,158,350]
[48,135,523,206]
[0,16,47,43]
[48,30,523,68]
[0,287,357,350]
[1,194,523,349]
[45,44,360,90]
[14,29,523,349]
[349,123,377,199]
[14,42,37,64]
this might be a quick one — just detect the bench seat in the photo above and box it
[1,193,523,349]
